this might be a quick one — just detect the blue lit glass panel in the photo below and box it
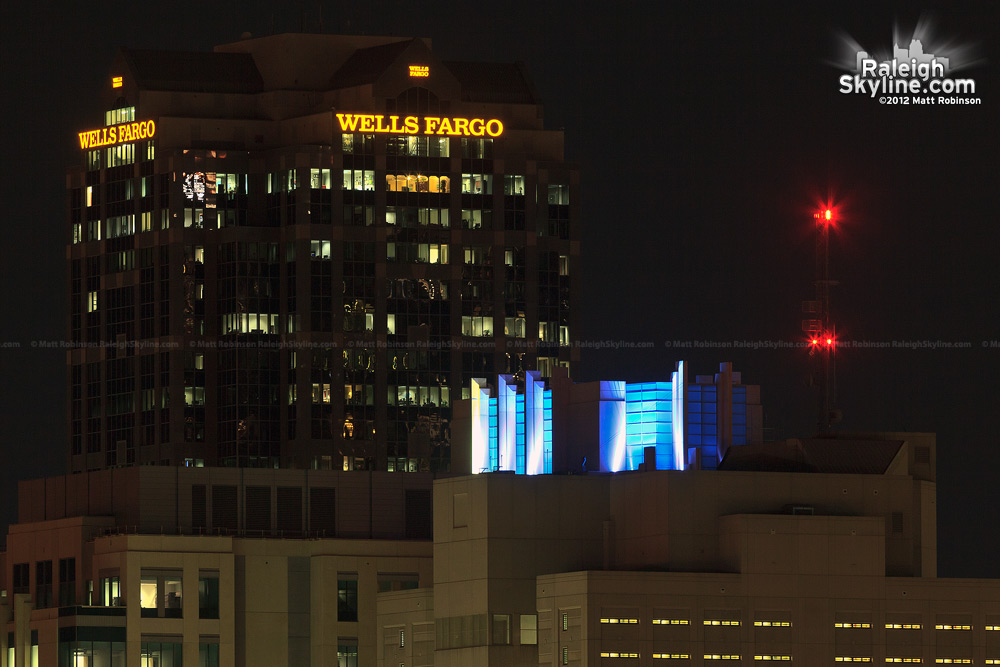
[488,397,498,471]
[542,391,553,474]
[625,381,676,471]
[470,379,492,474]
[515,394,526,474]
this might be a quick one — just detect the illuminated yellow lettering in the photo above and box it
[438,118,455,135]
[336,113,361,132]
[424,117,440,134]
[468,119,485,136]
[486,119,504,137]
[404,116,419,133]
[359,115,375,131]
[387,115,403,133]
[374,115,388,132]
[452,118,469,136]
[76,119,155,150]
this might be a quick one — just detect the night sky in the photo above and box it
[1,1,998,575]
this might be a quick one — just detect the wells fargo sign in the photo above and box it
[336,113,503,137]
[78,120,156,149]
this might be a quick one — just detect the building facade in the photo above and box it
[1,466,437,666]
[67,33,578,475]
[8,432,1000,666]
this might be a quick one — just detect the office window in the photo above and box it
[461,173,493,195]
[338,575,358,622]
[310,168,332,189]
[492,614,510,645]
[199,573,220,619]
[562,613,569,631]
[139,571,182,618]
[520,614,537,645]
[504,174,526,195]
[547,184,570,204]
[199,641,220,667]
[141,640,182,667]
[562,647,569,665]
[12,562,29,595]
[35,561,53,608]
[338,641,358,667]
[58,557,76,606]
[100,574,121,606]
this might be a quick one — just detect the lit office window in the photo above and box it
[835,623,872,628]
[652,619,689,625]
[338,642,358,667]
[520,615,537,645]
[600,618,639,624]
[652,655,690,660]
[704,620,740,626]
[754,621,791,627]
[600,652,639,658]
[935,625,971,630]
[753,656,792,662]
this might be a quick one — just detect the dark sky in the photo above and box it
[1,1,998,575]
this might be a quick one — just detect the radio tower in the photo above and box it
[802,207,841,431]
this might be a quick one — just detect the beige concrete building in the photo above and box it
[394,432,1000,666]
[1,467,436,666]
[5,433,1000,666]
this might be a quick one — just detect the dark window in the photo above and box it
[405,489,432,539]
[200,642,220,667]
[246,486,272,533]
[213,485,238,531]
[58,557,76,606]
[199,573,220,619]
[337,576,358,622]
[192,484,207,529]
[12,562,29,595]
[310,487,336,536]
[36,561,53,608]
[277,486,303,534]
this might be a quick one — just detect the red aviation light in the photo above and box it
[814,208,835,225]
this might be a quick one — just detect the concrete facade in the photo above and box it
[4,432,1000,666]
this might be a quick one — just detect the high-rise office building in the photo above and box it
[67,34,578,474]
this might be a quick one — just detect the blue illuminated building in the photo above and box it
[452,362,762,475]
